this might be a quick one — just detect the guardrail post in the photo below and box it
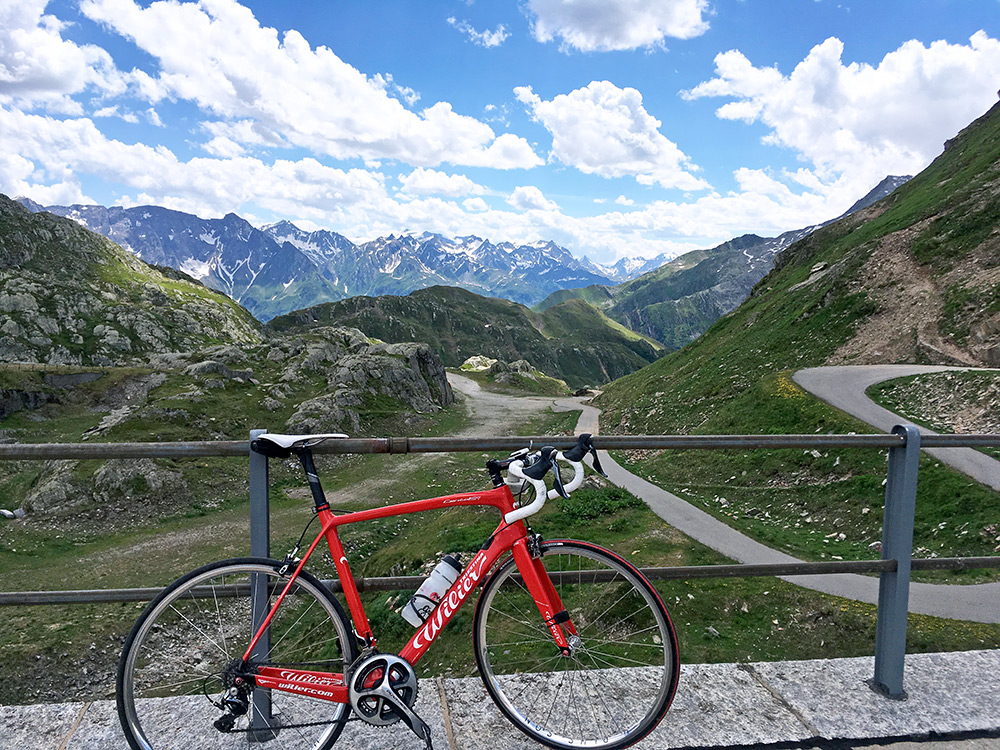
[872,424,921,699]
[248,429,273,738]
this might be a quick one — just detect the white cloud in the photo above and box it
[0,0,126,113]
[77,0,540,170]
[0,106,389,218]
[684,32,1000,186]
[463,197,489,212]
[447,17,510,48]
[507,186,559,211]
[524,0,709,52]
[93,105,139,123]
[516,81,709,190]
[370,72,421,107]
[398,167,486,197]
[615,195,634,206]
[3,97,892,264]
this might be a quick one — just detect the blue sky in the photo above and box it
[2,0,998,264]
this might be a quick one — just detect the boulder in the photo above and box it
[459,355,497,371]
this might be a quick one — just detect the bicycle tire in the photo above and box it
[473,540,679,750]
[117,557,357,750]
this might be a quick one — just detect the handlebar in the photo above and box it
[501,434,606,524]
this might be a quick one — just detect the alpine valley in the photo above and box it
[3,96,1000,710]
[18,174,908,356]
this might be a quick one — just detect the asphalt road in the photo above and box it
[793,365,1000,491]
[549,376,1000,623]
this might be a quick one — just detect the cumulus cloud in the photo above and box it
[1,95,868,263]
[516,81,708,190]
[507,185,559,211]
[463,197,489,212]
[77,0,539,169]
[524,0,709,52]
[0,0,126,113]
[0,106,389,218]
[398,167,486,197]
[447,17,510,48]
[684,32,1000,184]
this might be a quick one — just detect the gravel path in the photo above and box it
[447,373,558,435]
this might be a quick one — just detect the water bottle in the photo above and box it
[401,554,462,626]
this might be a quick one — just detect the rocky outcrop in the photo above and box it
[283,328,453,433]
[382,342,454,408]
[0,388,53,419]
[23,458,191,515]
[0,195,262,366]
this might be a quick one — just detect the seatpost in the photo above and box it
[297,449,329,510]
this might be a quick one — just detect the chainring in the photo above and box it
[347,653,419,727]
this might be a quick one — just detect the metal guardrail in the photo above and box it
[1,428,999,700]
[2,432,998,459]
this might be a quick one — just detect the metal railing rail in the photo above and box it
[1,427,999,700]
[2,431,998,460]
[7,557,1000,607]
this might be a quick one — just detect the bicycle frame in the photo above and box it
[244,481,575,705]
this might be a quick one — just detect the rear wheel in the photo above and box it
[473,540,679,750]
[117,557,356,750]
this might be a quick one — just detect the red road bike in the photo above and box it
[117,433,679,750]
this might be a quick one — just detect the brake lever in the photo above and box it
[588,438,607,478]
[521,446,556,480]
[563,434,607,478]
[551,461,569,499]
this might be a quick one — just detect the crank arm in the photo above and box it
[363,679,433,749]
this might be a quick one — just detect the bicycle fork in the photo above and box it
[510,538,579,656]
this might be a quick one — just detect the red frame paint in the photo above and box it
[243,483,570,705]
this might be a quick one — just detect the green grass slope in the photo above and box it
[532,283,616,312]
[596,100,1000,569]
[267,285,662,388]
[535,236,790,351]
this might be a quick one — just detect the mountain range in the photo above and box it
[17,174,910,355]
[16,199,615,320]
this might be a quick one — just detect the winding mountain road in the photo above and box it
[536,367,1000,624]
[794,365,1000,491]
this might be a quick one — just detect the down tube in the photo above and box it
[400,524,525,664]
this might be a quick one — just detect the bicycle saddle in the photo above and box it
[251,432,348,457]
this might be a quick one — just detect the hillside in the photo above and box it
[596,99,1000,566]
[0,195,263,364]
[267,285,663,388]
[0,199,457,519]
[535,178,909,350]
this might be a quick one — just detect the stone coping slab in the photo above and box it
[751,649,1000,741]
[2,651,997,749]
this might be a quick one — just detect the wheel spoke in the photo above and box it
[119,561,353,750]
[474,542,677,749]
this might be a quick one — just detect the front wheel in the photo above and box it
[117,557,356,750]
[473,540,679,750]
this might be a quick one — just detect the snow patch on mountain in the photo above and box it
[180,257,212,280]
